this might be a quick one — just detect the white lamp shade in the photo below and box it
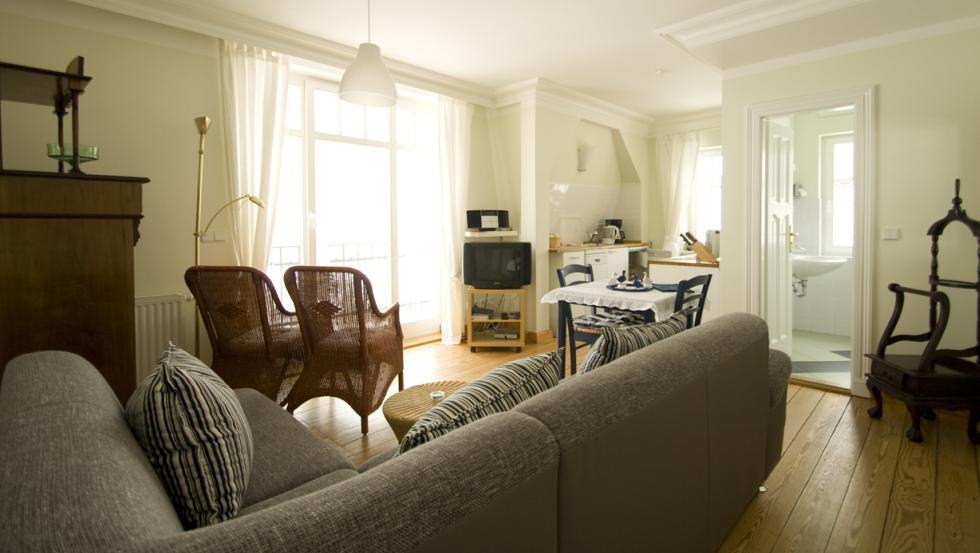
[339,43,397,107]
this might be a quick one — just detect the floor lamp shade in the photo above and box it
[339,43,397,107]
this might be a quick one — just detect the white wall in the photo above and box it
[721,27,980,350]
[0,0,236,353]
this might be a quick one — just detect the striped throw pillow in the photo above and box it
[398,350,562,455]
[579,311,689,373]
[126,343,253,528]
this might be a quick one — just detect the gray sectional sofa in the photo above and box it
[0,312,790,553]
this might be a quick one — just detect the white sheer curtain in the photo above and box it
[219,41,288,270]
[437,97,473,345]
[655,131,701,255]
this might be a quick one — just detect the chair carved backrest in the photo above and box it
[674,274,713,329]
[283,266,396,358]
[185,266,285,356]
[877,179,980,371]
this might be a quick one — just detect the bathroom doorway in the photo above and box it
[783,108,855,390]
[746,87,876,396]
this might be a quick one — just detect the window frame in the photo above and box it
[693,146,723,242]
[272,74,442,337]
[818,132,855,257]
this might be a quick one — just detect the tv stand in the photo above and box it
[467,288,526,353]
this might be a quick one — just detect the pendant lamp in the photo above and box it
[340,0,397,106]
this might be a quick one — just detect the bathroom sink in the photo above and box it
[792,255,848,280]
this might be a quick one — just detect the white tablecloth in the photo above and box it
[540,281,676,321]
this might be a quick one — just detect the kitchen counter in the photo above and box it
[549,240,649,253]
[649,255,720,268]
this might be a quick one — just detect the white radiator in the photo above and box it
[135,294,184,383]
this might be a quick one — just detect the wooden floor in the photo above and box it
[294,338,980,553]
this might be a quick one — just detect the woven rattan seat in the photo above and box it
[185,266,304,404]
[284,266,405,434]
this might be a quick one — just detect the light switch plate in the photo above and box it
[881,227,901,240]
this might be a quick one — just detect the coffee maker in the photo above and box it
[604,219,625,243]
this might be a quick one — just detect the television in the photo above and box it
[463,242,532,289]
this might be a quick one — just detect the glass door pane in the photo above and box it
[396,107,440,331]
[313,140,393,306]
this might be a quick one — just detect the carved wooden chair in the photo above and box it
[184,266,304,404]
[865,180,980,443]
[283,266,404,434]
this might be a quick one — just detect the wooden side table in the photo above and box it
[382,381,467,441]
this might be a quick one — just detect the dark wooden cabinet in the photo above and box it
[0,170,147,400]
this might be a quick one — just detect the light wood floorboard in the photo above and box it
[294,338,980,552]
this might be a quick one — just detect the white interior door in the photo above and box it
[764,119,794,353]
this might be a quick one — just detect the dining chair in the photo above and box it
[674,274,713,328]
[184,266,304,405]
[283,266,404,434]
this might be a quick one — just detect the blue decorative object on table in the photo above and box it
[606,283,657,293]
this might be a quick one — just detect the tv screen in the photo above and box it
[463,242,532,289]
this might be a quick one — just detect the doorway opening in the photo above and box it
[746,87,876,396]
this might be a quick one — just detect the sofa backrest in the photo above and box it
[514,312,769,553]
[0,352,184,552]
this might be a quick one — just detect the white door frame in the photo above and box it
[745,86,876,397]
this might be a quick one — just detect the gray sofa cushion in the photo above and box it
[579,311,689,373]
[236,388,355,506]
[398,350,562,455]
[514,312,771,553]
[239,469,358,515]
[127,412,561,553]
[126,344,253,528]
[0,352,184,552]
[358,448,397,472]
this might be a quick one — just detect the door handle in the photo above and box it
[788,225,799,253]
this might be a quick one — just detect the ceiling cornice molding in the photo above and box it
[657,0,871,50]
[66,0,496,106]
[723,13,980,80]
[494,78,654,134]
[648,108,721,137]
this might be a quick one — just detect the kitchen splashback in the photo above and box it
[548,181,640,244]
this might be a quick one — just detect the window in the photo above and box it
[693,147,723,242]
[269,76,442,338]
[820,134,854,255]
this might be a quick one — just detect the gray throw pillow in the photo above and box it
[126,343,253,528]
[398,350,562,455]
[579,311,689,373]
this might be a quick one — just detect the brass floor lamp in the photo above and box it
[192,115,265,355]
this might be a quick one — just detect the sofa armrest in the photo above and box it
[765,349,792,477]
[129,412,560,553]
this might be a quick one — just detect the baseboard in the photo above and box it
[525,330,552,344]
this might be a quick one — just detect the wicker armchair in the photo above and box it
[283,266,404,433]
[184,266,304,404]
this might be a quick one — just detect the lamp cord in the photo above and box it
[367,0,372,43]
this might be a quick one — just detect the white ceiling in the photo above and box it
[77,0,980,118]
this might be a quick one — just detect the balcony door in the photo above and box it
[269,78,441,339]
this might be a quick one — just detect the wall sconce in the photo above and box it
[577,143,594,173]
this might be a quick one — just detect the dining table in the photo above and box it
[540,280,678,377]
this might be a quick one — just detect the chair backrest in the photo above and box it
[283,266,382,354]
[674,274,713,328]
[556,264,594,287]
[184,266,285,356]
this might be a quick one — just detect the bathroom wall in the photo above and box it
[793,259,853,336]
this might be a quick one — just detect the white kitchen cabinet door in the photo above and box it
[607,248,629,277]
[585,251,610,282]
[562,251,585,267]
